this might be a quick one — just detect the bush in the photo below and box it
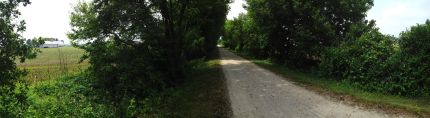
[321,20,430,96]
[223,14,270,59]
[0,82,28,117]
[0,1,43,117]
[320,28,397,93]
[25,72,171,117]
[395,20,430,96]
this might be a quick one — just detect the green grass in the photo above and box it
[16,47,89,82]
[250,59,430,117]
[167,53,231,117]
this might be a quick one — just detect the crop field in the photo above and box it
[17,47,89,83]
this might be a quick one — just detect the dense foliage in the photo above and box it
[1,0,37,86]
[0,0,43,117]
[25,73,116,117]
[319,27,397,93]
[68,0,229,116]
[320,21,430,96]
[223,0,430,96]
[223,13,269,59]
[2,0,229,117]
[395,20,430,95]
[26,72,172,117]
[224,0,373,68]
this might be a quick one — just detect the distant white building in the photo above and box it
[39,38,65,48]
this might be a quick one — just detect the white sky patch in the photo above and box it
[18,0,84,44]
[366,0,430,36]
[227,0,247,20]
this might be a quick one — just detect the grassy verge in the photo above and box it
[247,59,429,117]
[168,52,231,117]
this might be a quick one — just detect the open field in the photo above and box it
[17,47,89,83]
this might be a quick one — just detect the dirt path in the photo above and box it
[219,48,405,118]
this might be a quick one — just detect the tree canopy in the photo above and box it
[68,0,229,116]
[224,0,374,68]
[0,0,44,116]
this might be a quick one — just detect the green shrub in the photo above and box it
[321,20,430,96]
[320,28,396,93]
[24,72,172,118]
[26,73,115,117]
[0,1,43,117]
[396,20,430,96]
[0,82,28,117]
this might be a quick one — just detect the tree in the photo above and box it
[0,0,42,117]
[69,0,229,116]
[223,13,269,58]
[69,0,229,86]
[244,0,373,68]
[197,0,229,54]
[223,13,247,51]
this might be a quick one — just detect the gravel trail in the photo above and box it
[219,48,404,118]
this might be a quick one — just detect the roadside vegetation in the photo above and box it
[23,51,230,117]
[221,0,430,116]
[1,0,231,117]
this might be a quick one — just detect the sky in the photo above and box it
[367,0,430,36]
[18,0,82,44]
[16,0,430,43]
[227,0,247,20]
